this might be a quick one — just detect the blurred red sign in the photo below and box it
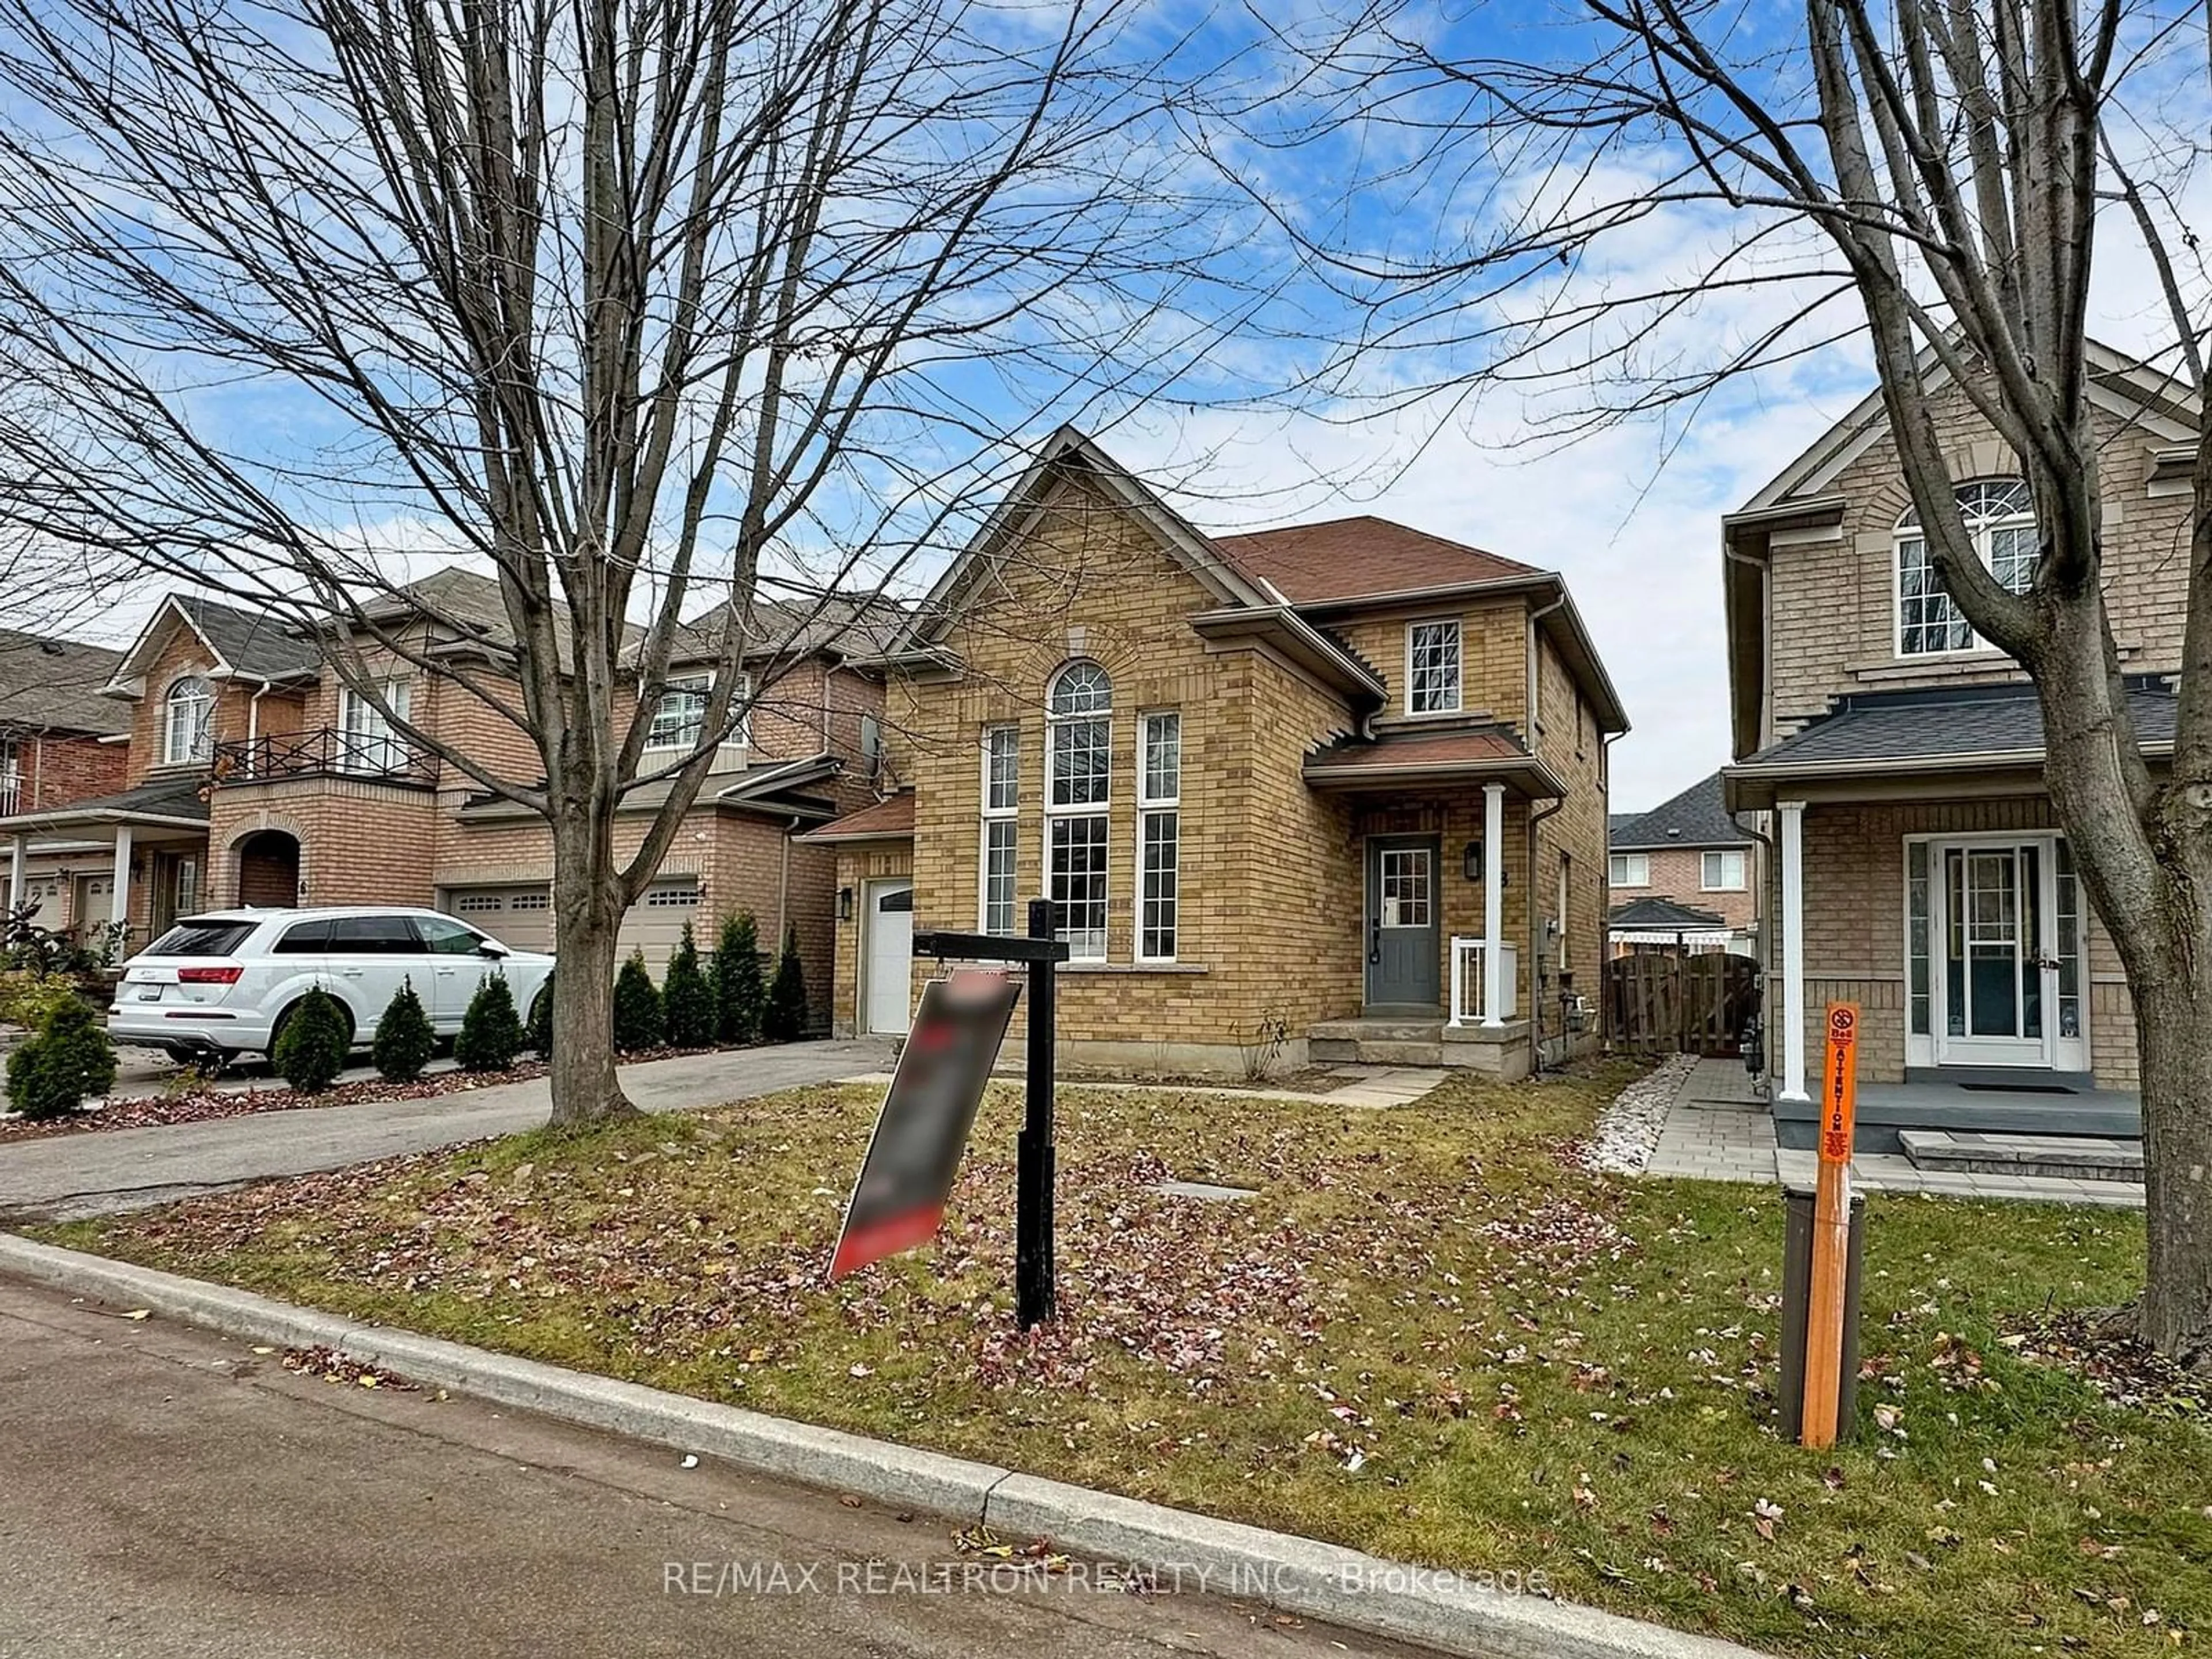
[828,972,1020,1280]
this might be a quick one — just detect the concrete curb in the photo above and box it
[0,1234,1764,1659]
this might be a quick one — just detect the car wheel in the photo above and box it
[267,998,356,1060]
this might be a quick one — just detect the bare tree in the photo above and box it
[1240,1,2212,1361]
[0,0,1260,1123]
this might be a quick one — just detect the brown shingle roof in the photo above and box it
[1209,516,1541,606]
[797,791,914,843]
[1302,724,1567,797]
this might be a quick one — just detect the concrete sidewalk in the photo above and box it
[0,1039,890,1222]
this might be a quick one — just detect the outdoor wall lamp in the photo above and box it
[838,886,854,922]
[1463,842,1505,884]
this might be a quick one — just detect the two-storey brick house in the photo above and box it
[0,626,132,937]
[800,426,1627,1076]
[1721,342,2196,1120]
[1,573,891,1022]
[1606,771,1759,956]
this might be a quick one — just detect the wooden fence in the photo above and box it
[1607,951,1759,1057]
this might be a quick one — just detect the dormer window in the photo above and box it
[163,676,214,766]
[1407,619,1461,714]
[646,671,749,751]
[1896,479,2036,656]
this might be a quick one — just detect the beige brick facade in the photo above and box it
[825,463,1621,1069]
[1732,361,2189,1089]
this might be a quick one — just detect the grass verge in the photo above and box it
[36,1064,2209,1658]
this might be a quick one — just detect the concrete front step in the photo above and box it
[1899,1128,2145,1183]
[1309,1019,1446,1068]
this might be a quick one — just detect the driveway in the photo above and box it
[0,1277,1418,1659]
[0,1039,891,1222]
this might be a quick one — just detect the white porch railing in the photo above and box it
[1446,936,1518,1027]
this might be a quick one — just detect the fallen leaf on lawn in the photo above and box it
[119,1309,151,1321]
[679,1454,699,1469]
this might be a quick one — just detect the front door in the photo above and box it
[1365,836,1440,1011]
[1932,839,2084,1069]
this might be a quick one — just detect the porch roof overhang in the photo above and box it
[1302,725,1567,798]
[1723,679,2179,810]
[796,790,915,844]
[452,753,846,826]
[0,777,211,836]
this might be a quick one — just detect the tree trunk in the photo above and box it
[2133,972,2212,1367]
[546,805,635,1127]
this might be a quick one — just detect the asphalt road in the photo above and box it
[0,1039,891,1222]
[0,1277,1420,1659]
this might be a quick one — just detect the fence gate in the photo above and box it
[1607,952,1758,1057]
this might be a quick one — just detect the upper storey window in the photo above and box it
[1407,618,1462,713]
[1896,479,2036,657]
[163,676,214,766]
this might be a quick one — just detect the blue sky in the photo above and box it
[14,0,2206,811]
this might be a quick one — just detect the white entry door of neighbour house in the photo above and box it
[1909,835,2089,1073]
[862,880,914,1035]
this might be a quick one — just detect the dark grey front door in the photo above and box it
[1365,836,1440,1010]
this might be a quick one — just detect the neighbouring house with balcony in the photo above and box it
[1721,340,2195,1150]
[0,626,132,940]
[1606,771,1759,957]
[798,425,1627,1076]
[1,573,894,1021]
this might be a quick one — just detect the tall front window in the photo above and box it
[1407,619,1462,714]
[1137,712,1180,961]
[980,724,1018,934]
[1896,479,2037,656]
[163,676,213,766]
[646,671,749,751]
[0,736,17,815]
[1046,661,1110,959]
[339,677,412,773]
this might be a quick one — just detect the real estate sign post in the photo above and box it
[848,898,1070,1328]
[1801,1001,1861,1449]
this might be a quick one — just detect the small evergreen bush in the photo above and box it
[274,988,350,1094]
[4,994,117,1119]
[612,950,664,1052]
[454,973,524,1073]
[527,972,554,1056]
[662,923,716,1049]
[764,923,809,1042]
[711,911,764,1045]
[372,978,437,1082]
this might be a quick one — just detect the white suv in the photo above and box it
[108,906,556,1066]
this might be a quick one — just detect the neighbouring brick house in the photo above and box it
[1606,771,1758,956]
[1720,340,2196,1109]
[800,426,1627,1077]
[0,627,132,940]
[1,574,892,1024]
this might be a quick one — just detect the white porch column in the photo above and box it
[1482,782,1506,1028]
[6,833,26,914]
[1777,799,1808,1103]
[111,824,134,949]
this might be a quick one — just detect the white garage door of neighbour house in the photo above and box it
[863,880,914,1036]
[445,886,556,954]
[616,878,702,974]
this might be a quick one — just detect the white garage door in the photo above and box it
[862,880,914,1036]
[445,885,555,953]
[75,874,114,930]
[617,878,702,974]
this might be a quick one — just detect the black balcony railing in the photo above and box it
[211,727,438,789]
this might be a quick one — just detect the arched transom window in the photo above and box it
[1045,661,1111,959]
[163,675,214,766]
[1895,479,2036,657]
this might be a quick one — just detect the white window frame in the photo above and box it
[1893,479,2037,659]
[1404,618,1463,715]
[645,670,751,752]
[1044,662,1111,960]
[0,734,17,816]
[338,676,412,774]
[1135,711,1180,963]
[1608,852,1650,888]
[162,676,214,766]
[1558,850,1571,971]
[979,724,1018,935]
[1701,849,1748,892]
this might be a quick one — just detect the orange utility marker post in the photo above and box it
[1800,1002,1861,1448]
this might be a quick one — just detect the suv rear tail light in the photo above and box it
[177,965,244,984]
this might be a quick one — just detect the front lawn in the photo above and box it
[38,1067,2210,1658]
